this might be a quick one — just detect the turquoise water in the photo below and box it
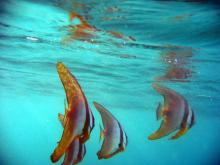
[0,0,220,165]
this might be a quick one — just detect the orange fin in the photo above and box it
[99,124,106,142]
[169,127,188,140]
[156,102,163,120]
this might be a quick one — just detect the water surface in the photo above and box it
[0,0,220,165]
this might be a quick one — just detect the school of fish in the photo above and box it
[50,62,195,164]
[50,7,196,165]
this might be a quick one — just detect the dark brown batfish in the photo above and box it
[148,83,195,140]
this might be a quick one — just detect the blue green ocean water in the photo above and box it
[0,0,220,165]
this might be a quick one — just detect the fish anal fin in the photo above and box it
[99,124,106,142]
[156,102,163,120]
[169,127,188,140]
[148,132,161,140]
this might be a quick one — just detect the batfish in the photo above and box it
[148,83,195,140]
[93,101,127,159]
[50,62,94,162]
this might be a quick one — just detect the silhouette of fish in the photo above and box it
[50,62,94,163]
[156,67,192,82]
[148,83,195,140]
[93,101,127,159]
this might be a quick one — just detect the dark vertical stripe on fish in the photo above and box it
[180,99,190,129]
[189,110,195,128]
[83,144,86,158]
[77,141,83,162]
[118,122,124,149]
[125,132,128,146]
[82,100,90,138]
[91,110,95,130]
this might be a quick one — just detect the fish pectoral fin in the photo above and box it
[99,124,106,142]
[64,99,69,114]
[62,98,70,126]
[156,102,163,120]
[169,127,188,140]
[58,113,65,127]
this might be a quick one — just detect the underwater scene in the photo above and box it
[0,0,220,165]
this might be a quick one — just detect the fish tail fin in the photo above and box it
[99,124,105,142]
[148,132,161,140]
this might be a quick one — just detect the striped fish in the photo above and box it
[58,113,86,165]
[50,62,94,163]
[93,101,127,159]
[62,140,86,165]
[148,83,195,140]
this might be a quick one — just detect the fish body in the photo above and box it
[62,139,86,165]
[51,62,94,163]
[93,102,127,159]
[148,83,195,140]
[58,114,86,165]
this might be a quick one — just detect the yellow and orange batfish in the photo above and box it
[50,62,94,163]
[58,113,86,165]
[148,83,195,140]
[93,101,127,159]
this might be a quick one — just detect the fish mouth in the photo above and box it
[50,147,64,163]
[56,62,64,70]
[50,153,59,163]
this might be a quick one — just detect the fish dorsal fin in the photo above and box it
[156,102,163,120]
[58,113,65,127]
[99,124,106,142]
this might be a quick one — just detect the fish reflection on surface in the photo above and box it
[61,10,135,44]
[157,46,195,82]
[50,62,94,163]
[107,30,136,41]
[156,67,193,82]
[61,11,97,44]
[161,47,195,66]
[148,83,195,140]
[169,13,193,23]
[93,101,128,159]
